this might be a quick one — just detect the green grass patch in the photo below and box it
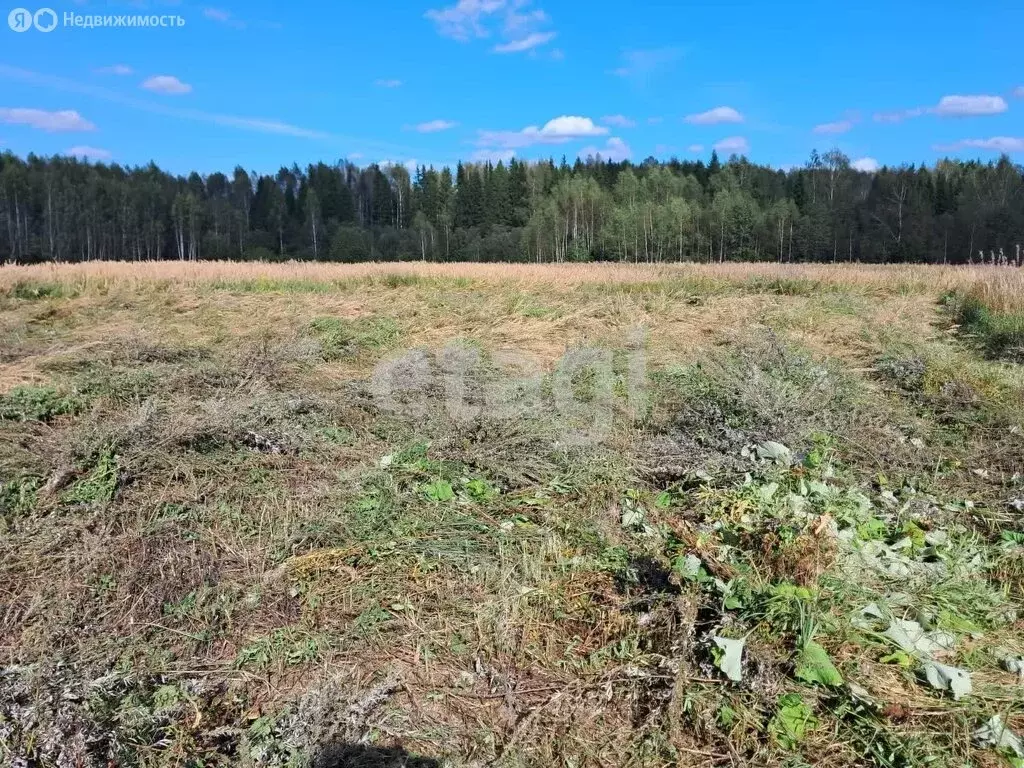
[7,280,75,300]
[63,448,119,504]
[309,315,401,360]
[0,385,85,421]
[950,292,1024,361]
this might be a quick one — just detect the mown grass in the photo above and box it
[0,262,1022,768]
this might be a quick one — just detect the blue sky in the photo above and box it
[1,0,1022,175]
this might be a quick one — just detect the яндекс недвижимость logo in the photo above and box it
[7,7,184,30]
[8,7,57,31]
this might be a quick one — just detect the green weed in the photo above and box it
[63,448,119,504]
[309,315,401,360]
[0,385,84,421]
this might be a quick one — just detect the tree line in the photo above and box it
[1,148,1022,265]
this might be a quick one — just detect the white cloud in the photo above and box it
[874,107,925,123]
[687,144,704,153]
[875,94,1008,123]
[851,157,880,172]
[203,7,245,28]
[504,1,547,34]
[426,0,555,53]
[601,114,635,128]
[713,136,749,154]
[375,78,403,88]
[0,64,426,155]
[412,119,458,133]
[0,108,95,132]
[141,75,192,95]
[425,0,505,40]
[579,136,631,162]
[932,94,1007,117]
[349,152,364,160]
[684,106,743,125]
[65,145,112,161]
[493,31,555,53]
[813,119,854,135]
[934,137,1024,153]
[1014,86,1024,99]
[95,64,132,76]
[472,148,516,163]
[478,115,607,148]
[611,48,682,80]
[378,159,420,174]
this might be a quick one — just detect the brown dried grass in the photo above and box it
[960,268,1024,314]
[0,258,1020,293]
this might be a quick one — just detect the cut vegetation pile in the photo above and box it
[1,262,1023,768]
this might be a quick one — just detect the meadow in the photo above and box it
[1,261,1023,768]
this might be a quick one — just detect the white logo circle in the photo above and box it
[33,7,57,32]
[7,7,33,31]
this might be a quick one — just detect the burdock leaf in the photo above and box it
[795,641,844,686]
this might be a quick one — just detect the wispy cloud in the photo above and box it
[874,107,925,123]
[0,107,95,132]
[813,119,854,135]
[1014,86,1024,99]
[713,136,749,154]
[66,145,112,161]
[141,75,192,95]
[379,158,420,174]
[875,94,1007,122]
[611,47,682,80]
[601,114,635,128]
[94,64,132,76]
[579,136,631,162]
[0,64,422,156]
[934,136,1024,153]
[203,7,245,28]
[478,115,607,148]
[411,119,458,133]
[425,0,504,40]
[493,31,555,53]
[375,78,403,88]
[472,148,516,163]
[647,116,663,125]
[851,157,879,172]
[685,106,743,125]
[426,0,556,54]
[687,143,704,153]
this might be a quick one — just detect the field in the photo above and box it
[1,261,1024,768]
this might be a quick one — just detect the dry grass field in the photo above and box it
[1,261,1023,768]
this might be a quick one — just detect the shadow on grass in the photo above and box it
[313,742,440,768]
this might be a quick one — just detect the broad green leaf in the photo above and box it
[795,641,843,686]
[674,553,703,580]
[422,480,454,502]
[770,693,818,749]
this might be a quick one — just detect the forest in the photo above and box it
[0,148,1022,265]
